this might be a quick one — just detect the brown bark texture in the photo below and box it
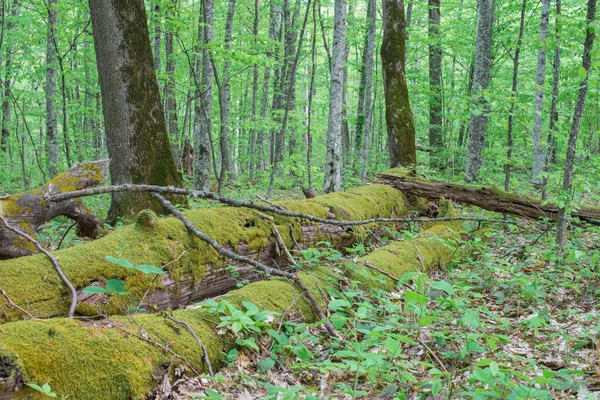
[0,160,108,260]
[377,169,600,225]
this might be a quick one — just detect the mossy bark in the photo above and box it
[378,168,600,225]
[0,213,460,400]
[0,184,408,323]
[0,161,108,260]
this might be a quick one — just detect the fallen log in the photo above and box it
[0,209,461,400]
[0,184,409,323]
[0,160,109,260]
[377,168,600,224]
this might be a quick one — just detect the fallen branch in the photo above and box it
[150,192,338,337]
[0,201,78,318]
[167,315,215,377]
[49,184,518,227]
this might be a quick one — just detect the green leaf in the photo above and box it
[475,358,492,367]
[205,389,222,400]
[489,361,499,376]
[135,264,164,275]
[82,286,111,295]
[257,357,276,372]
[418,316,436,326]
[405,290,428,305]
[577,67,588,79]
[106,279,130,295]
[431,281,455,295]
[105,256,135,269]
[328,299,350,311]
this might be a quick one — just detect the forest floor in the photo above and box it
[159,205,600,400]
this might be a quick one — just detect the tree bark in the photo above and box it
[465,0,494,182]
[323,0,347,193]
[556,0,596,246]
[381,0,416,168]
[164,0,180,162]
[46,0,59,178]
[355,0,376,183]
[0,215,459,400]
[377,169,600,225]
[532,0,550,185]
[504,0,527,192]
[88,0,185,225]
[0,0,19,153]
[428,0,442,167]
[247,0,260,180]
[193,0,214,191]
[0,184,409,323]
[0,160,108,260]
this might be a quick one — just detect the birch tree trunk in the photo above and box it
[556,0,595,246]
[464,0,494,182]
[428,0,442,167]
[323,0,347,193]
[46,0,59,178]
[88,0,184,224]
[504,0,526,192]
[193,0,214,191]
[532,0,550,185]
[381,0,416,168]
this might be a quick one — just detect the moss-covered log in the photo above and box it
[0,161,108,260]
[0,213,460,400]
[0,184,408,323]
[378,168,600,224]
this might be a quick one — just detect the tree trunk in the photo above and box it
[88,0,185,225]
[354,0,376,179]
[377,169,600,225]
[504,0,527,192]
[381,0,416,168]
[464,0,494,182]
[0,1,19,153]
[323,0,347,193]
[164,0,180,162]
[428,0,442,167]
[0,214,459,400]
[556,0,596,246]
[0,161,108,260]
[541,0,561,200]
[532,0,550,185]
[193,0,214,191]
[247,0,260,180]
[46,0,59,178]
[152,3,161,78]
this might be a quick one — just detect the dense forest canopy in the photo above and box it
[0,0,597,202]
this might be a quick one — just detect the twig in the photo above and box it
[149,192,338,337]
[356,261,399,282]
[167,316,215,377]
[0,201,78,317]
[271,225,297,266]
[138,250,187,309]
[115,324,200,375]
[256,195,284,210]
[49,185,521,227]
[289,224,303,252]
[417,337,449,373]
[57,221,77,250]
[0,285,37,320]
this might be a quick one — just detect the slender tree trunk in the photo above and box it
[216,0,236,188]
[504,0,527,192]
[464,0,494,182]
[556,0,595,246]
[153,3,161,88]
[164,0,179,162]
[532,0,550,185]
[194,0,214,191]
[323,0,347,193]
[457,60,474,147]
[340,5,352,175]
[306,2,318,189]
[542,0,561,200]
[46,0,59,177]
[428,0,442,167]
[355,0,376,182]
[381,0,416,168]
[0,0,18,153]
[247,0,259,180]
[89,0,184,224]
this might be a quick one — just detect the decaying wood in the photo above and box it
[0,184,408,323]
[0,160,109,260]
[377,169,600,225]
[0,216,461,400]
